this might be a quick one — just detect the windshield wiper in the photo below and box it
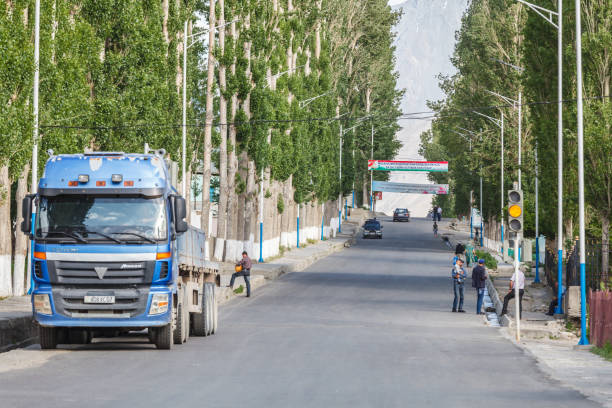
[78,229,124,244]
[110,232,156,244]
[39,230,88,244]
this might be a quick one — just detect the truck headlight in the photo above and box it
[33,294,52,315]
[149,293,169,315]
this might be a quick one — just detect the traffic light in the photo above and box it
[507,188,523,233]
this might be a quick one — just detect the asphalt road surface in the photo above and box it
[0,217,598,408]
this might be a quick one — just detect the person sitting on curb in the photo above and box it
[229,251,252,297]
[452,258,467,313]
[500,268,525,318]
[471,259,487,315]
[546,281,566,316]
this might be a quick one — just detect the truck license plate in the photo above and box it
[84,295,115,304]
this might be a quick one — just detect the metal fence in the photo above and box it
[544,239,611,296]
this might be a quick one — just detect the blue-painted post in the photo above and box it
[480,219,484,247]
[534,238,541,283]
[297,204,300,248]
[344,199,347,220]
[338,208,342,233]
[258,222,264,263]
[352,190,355,208]
[579,262,589,345]
[321,205,325,241]
[555,249,564,314]
[501,225,504,254]
[470,210,473,239]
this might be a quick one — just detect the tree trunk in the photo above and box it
[0,165,13,296]
[12,164,29,296]
[215,0,228,261]
[226,18,239,261]
[200,0,216,240]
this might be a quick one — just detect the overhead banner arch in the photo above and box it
[368,160,448,172]
[373,181,449,195]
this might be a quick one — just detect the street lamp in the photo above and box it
[182,18,238,196]
[514,0,564,315]
[472,111,505,254]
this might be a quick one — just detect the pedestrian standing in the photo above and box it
[452,258,467,313]
[454,242,466,262]
[432,206,438,222]
[471,259,487,315]
[437,206,443,221]
[229,251,252,297]
[500,268,525,317]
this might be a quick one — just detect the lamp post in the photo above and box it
[575,0,588,346]
[514,0,562,308]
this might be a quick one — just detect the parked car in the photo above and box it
[362,219,383,239]
[393,208,410,222]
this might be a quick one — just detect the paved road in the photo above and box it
[0,218,598,407]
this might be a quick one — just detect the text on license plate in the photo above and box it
[84,295,115,304]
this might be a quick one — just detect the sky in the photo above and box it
[374,0,468,217]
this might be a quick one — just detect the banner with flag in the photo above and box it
[372,181,449,195]
[368,160,448,172]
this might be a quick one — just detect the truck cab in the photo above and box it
[21,151,218,349]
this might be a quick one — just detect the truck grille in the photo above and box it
[52,287,149,318]
[47,260,155,285]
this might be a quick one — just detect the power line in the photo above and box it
[39,95,612,131]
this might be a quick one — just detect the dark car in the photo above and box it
[362,219,383,239]
[393,208,410,222]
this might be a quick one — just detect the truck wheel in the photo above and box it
[154,324,173,350]
[192,284,213,336]
[39,327,58,350]
[68,329,90,345]
[173,303,187,344]
[211,286,218,334]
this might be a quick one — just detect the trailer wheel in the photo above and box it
[173,303,187,344]
[154,323,173,350]
[39,327,58,350]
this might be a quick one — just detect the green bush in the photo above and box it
[475,250,498,270]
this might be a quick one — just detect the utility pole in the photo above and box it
[339,123,342,233]
[182,21,188,196]
[534,142,540,283]
[370,124,374,211]
[27,0,41,294]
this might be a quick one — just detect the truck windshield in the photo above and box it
[36,196,167,242]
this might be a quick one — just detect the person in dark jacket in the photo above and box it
[471,259,488,315]
[229,251,252,297]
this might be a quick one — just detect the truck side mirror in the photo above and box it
[173,196,188,234]
[20,195,34,234]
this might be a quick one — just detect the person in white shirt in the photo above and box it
[500,269,525,318]
[437,206,443,221]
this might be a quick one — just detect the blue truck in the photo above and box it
[20,150,219,350]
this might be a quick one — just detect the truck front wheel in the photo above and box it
[154,323,173,350]
[39,326,58,350]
